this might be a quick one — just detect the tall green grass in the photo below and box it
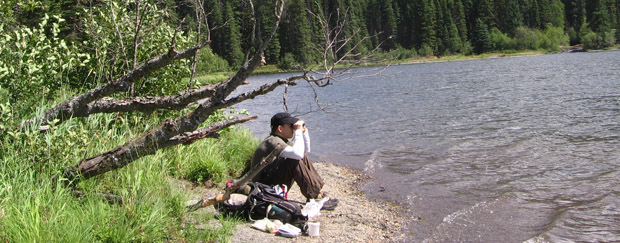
[0,100,259,241]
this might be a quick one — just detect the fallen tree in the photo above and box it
[17,0,383,191]
[24,0,290,187]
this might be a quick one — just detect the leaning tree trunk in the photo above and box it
[61,2,287,186]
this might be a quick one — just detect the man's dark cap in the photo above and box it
[270,112,299,128]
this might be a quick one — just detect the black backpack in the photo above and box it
[215,182,308,230]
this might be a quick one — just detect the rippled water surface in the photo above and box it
[234,50,620,242]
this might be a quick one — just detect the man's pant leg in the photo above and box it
[254,156,324,200]
[289,156,324,199]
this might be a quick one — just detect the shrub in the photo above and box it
[278,52,297,70]
[514,26,539,50]
[418,44,434,57]
[539,24,569,52]
[489,27,515,51]
[195,46,229,75]
[0,15,90,115]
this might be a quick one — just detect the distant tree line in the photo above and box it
[3,0,619,70]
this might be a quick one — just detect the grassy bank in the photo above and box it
[0,103,259,241]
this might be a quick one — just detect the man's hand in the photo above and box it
[293,120,305,132]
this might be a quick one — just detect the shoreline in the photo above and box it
[182,161,407,242]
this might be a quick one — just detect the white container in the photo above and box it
[308,222,320,237]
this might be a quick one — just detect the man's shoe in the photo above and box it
[321,198,338,210]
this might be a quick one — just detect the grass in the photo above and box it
[0,101,259,241]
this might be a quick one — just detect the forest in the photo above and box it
[3,0,619,71]
[0,0,618,241]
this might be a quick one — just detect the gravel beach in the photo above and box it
[183,161,406,242]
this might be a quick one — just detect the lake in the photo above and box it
[233,50,620,242]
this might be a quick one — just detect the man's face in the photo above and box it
[278,123,295,139]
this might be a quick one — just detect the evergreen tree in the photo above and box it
[220,1,243,68]
[616,0,620,42]
[453,0,469,43]
[308,0,327,54]
[522,0,541,28]
[539,0,553,28]
[366,0,382,48]
[419,0,437,53]
[380,0,398,50]
[283,0,315,65]
[548,0,565,28]
[394,0,416,49]
[590,0,612,33]
[503,0,524,35]
[436,0,462,54]
[257,2,280,65]
[204,0,225,61]
[474,0,496,28]
[471,18,491,53]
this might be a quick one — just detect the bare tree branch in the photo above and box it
[129,0,148,97]
[22,43,207,129]
[170,115,257,145]
[60,1,287,186]
[188,0,206,90]
[61,76,294,186]
[109,1,130,72]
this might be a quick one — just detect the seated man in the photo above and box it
[250,112,337,210]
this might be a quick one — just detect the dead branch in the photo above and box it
[22,43,207,129]
[60,1,286,186]
[281,4,386,114]
[109,1,130,72]
[83,83,217,114]
[170,115,257,145]
[61,76,293,186]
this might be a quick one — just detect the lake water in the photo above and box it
[233,50,620,242]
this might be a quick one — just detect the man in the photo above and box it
[250,112,337,210]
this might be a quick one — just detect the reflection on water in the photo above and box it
[234,50,620,242]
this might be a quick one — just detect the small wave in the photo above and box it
[363,148,384,174]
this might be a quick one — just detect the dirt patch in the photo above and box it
[182,161,407,242]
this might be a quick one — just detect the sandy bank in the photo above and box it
[183,161,407,242]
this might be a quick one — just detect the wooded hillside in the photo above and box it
[4,0,618,68]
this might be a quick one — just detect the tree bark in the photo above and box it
[61,2,287,185]
[22,44,205,129]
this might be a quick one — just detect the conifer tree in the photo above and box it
[475,0,496,28]
[522,0,541,28]
[380,0,398,50]
[257,2,280,65]
[204,0,225,63]
[548,0,565,28]
[503,0,524,35]
[220,1,243,68]
[394,0,416,49]
[453,0,469,44]
[283,0,315,65]
[538,0,552,28]
[590,0,612,33]
[472,17,491,53]
[419,0,437,53]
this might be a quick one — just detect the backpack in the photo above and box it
[215,182,308,231]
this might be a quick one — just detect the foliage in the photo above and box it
[472,18,492,54]
[490,27,515,51]
[418,44,434,57]
[167,109,260,183]
[538,24,570,52]
[514,26,539,50]
[79,0,195,96]
[0,98,251,241]
[195,46,230,75]
[278,52,298,70]
[376,47,419,61]
[0,15,90,115]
